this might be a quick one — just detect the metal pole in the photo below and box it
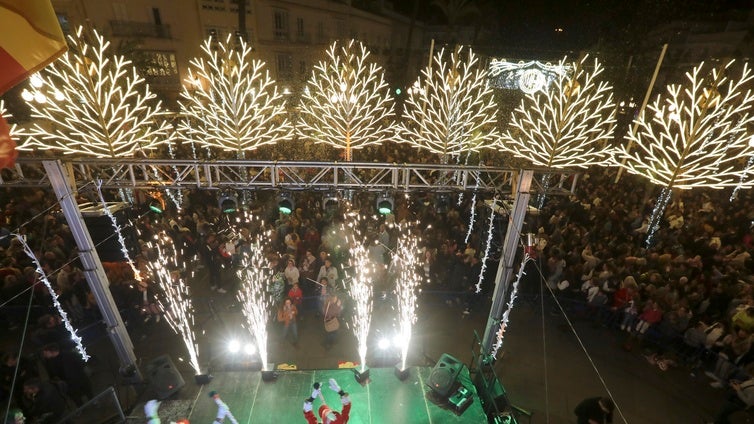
[481,170,533,354]
[43,160,142,382]
[614,43,668,183]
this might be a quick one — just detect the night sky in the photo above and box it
[388,0,754,57]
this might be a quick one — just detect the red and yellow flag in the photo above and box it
[0,0,66,168]
[0,0,67,94]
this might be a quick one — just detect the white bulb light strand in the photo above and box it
[464,172,481,244]
[476,198,497,293]
[96,181,143,286]
[16,235,90,361]
[298,39,394,162]
[645,187,673,248]
[395,228,420,371]
[614,60,754,189]
[491,254,532,359]
[166,142,184,209]
[399,46,499,159]
[149,235,201,374]
[178,34,293,155]
[500,55,616,169]
[731,153,754,201]
[17,26,173,156]
[237,239,271,369]
[345,216,374,372]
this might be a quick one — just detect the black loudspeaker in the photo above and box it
[427,353,463,398]
[146,355,186,399]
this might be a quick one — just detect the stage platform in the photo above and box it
[134,366,487,424]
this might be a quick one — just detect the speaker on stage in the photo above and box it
[427,353,463,398]
[146,355,185,399]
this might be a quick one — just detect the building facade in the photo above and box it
[51,0,426,104]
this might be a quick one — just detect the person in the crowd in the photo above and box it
[574,396,614,424]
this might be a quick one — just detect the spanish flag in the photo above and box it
[0,0,67,95]
[0,0,65,168]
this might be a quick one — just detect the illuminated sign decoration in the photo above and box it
[488,59,571,93]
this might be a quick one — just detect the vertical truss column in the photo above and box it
[481,170,533,355]
[43,160,142,381]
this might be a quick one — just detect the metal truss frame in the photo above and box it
[0,158,577,195]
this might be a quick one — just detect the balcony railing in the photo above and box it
[110,20,172,39]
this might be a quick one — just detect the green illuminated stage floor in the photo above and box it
[183,367,486,424]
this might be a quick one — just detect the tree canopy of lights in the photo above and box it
[178,34,292,156]
[297,39,394,162]
[398,46,499,162]
[500,56,616,169]
[18,26,171,157]
[613,60,754,190]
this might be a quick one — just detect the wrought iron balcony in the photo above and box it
[110,20,172,39]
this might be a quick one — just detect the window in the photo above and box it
[296,18,304,38]
[201,0,225,11]
[144,51,178,77]
[317,22,325,41]
[273,9,289,40]
[206,27,224,40]
[276,53,292,79]
[112,3,128,21]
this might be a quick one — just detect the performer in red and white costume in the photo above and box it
[303,378,351,424]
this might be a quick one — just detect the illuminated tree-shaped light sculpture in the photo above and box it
[399,46,499,163]
[614,61,754,246]
[18,26,171,157]
[178,34,293,156]
[500,56,616,205]
[297,39,394,162]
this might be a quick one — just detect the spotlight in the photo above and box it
[377,338,391,350]
[227,339,240,354]
[277,193,295,215]
[218,191,238,214]
[147,193,165,214]
[244,343,256,356]
[376,193,394,215]
[322,192,339,211]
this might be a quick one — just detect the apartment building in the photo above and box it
[51,0,425,104]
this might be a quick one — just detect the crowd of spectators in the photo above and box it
[2,163,754,420]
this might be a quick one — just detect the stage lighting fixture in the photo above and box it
[322,192,339,211]
[261,363,277,382]
[147,193,165,214]
[376,193,394,215]
[227,339,241,354]
[394,364,410,381]
[194,373,213,385]
[377,338,391,350]
[277,193,295,215]
[218,191,238,214]
[244,343,256,356]
[353,366,370,384]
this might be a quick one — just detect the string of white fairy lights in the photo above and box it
[464,172,481,245]
[475,198,496,293]
[16,235,90,361]
[491,253,532,358]
[96,181,143,287]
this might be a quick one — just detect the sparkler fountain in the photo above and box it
[394,229,420,378]
[344,218,374,382]
[237,239,273,379]
[148,234,201,375]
